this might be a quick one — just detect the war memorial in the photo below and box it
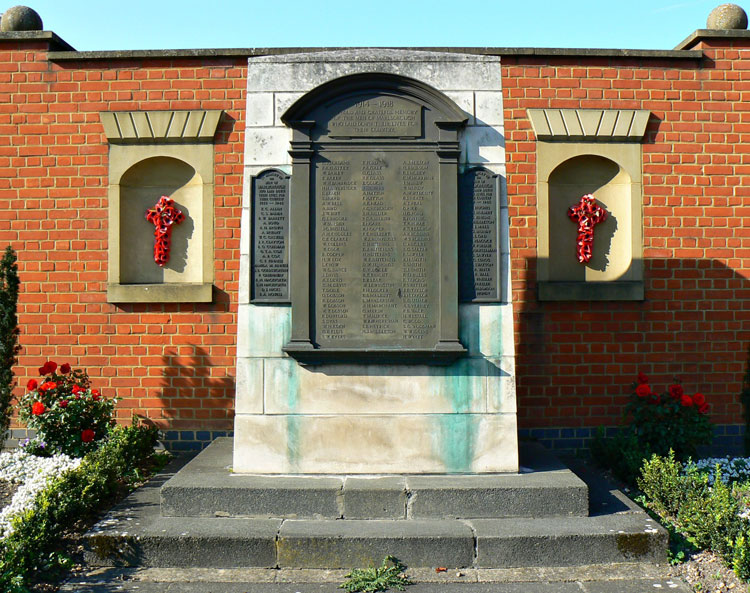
[0,2,749,574]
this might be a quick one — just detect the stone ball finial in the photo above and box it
[0,5,43,32]
[707,3,748,29]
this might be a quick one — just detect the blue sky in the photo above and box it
[18,0,727,51]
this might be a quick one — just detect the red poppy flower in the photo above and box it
[680,394,693,407]
[59,400,68,408]
[31,401,45,416]
[637,372,649,385]
[698,402,709,415]
[636,384,651,398]
[26,379,38,391]
[60,363,71,374]
[693,392,706,406]
[669,385,684,400]
[81,429,95,443]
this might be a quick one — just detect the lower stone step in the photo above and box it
[84,468,666,569]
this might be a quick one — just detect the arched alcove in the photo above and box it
[119,157,201,284]
[548,155,631,282]
[101,110,221,303]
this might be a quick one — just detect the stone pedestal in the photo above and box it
[234,50,517,474]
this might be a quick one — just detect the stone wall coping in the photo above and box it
[45,46,703,62]
[674,29,750,50]
[0,30,75,51]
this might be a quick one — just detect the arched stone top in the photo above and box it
[120,156,201,188]
[549,154,631,187]
[281,72,467,129]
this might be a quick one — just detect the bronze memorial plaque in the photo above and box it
[281,73,468,363]
[316,152,440,348]
[459,167,501,302]
[251,168,290,302]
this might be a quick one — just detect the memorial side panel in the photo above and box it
[314,150,440,349]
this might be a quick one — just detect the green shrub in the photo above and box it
[18,362,115,457]
[638,452,750,582]
[0,421,159,591]
[0,246,20,446]
[591,427,652,484]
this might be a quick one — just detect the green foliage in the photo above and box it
[0,421,159,591]
[18,363,115,457]
[638,453,750,582]
[0,246,20,445]
[591,427,652,484]
[340,556,413,593]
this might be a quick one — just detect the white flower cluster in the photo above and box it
[0,448,81,538]
[684,456,750,486]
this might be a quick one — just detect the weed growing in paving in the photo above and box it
[340,555,412,592]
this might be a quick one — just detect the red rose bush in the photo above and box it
[626,373,713,460]
[18,361,116,457]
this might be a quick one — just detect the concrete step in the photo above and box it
[160,438,589,519]
[84,465,666,569]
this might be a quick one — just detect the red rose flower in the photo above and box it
[31,401,45,416]
[59,400,68,408]
[60,363,71,374]
[698,402,709,415]
[39,381,57,392]
[72,385,83,394]
[636,384,651,398]
[680,394,693,407]
[693,392,706,406]
[81,429,95,443]
[637,372,649,385]
[38,361,57,375]
[669,385,684,400]
[92,389,100,401]
[26,379,38,391]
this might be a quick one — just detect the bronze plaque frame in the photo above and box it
[281,73,468,364]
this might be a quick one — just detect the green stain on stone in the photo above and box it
[446,358,474,414]
[285,360,300,471]
[436,413,476,474]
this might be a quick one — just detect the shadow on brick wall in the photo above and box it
[516,257,749,456]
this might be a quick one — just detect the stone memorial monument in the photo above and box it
[235,50,517,474]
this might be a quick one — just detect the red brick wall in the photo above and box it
[503,42,750,434]
[0,39,246,432]
[2,37,748,443]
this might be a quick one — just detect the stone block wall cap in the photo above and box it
[0,30,75,50]
[528,109,651,142]
[46,46,702,62]
[100,110,224,144]
[248,48,502,63]
[674,28,750,49]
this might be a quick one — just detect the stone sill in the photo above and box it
[538,281,644,302]
[282,343,468,365]
[107,283,213,303]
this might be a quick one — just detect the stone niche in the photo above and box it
[235,50,517,474]
[101,110,222,303]
[529,109,649,301]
